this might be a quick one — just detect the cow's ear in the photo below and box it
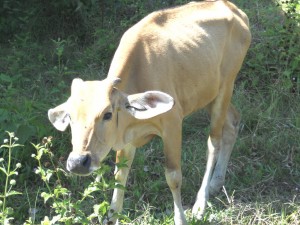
[125,91,174,119]
[48,102,70,131]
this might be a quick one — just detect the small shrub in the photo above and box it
[0,132,23,225]
[27,137,129,224]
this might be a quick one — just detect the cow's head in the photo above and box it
[48,78,174,175]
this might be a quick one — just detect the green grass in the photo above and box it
[0,0,299,224]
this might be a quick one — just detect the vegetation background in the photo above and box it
[0,0,299,224]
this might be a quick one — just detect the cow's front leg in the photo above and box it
[163,120,187,225]
[106,144,136,225]
[165,167,187,225]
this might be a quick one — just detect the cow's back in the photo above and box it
[107,0,251,116]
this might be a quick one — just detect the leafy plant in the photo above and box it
[51,38,72,78]
[27,137,129,224]
[0,132,23,225]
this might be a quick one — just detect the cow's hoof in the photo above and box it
[192,202,205,220]
[103,219,116,225]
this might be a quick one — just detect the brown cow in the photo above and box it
[48,0,251,224]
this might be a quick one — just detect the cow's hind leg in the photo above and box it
[106,144,136,225]
[209,104,240,195]
[192,88,233,219]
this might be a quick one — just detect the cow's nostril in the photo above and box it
[67,153,91,175]
[82,155,91,168]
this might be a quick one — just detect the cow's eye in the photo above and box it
[103,112,112,121]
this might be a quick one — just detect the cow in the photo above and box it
[48,0,251,224]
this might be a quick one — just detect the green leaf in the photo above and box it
[41,192,53,203]
[83,186,100,197]
[5,190,22,197]
[6,207,14,215]
[41,216,51,225]
[11,143,24,148]
[0,167,7,175]
[53,186,69,197]
[37,148,44,160]
[0,73,12,83]
[46,171,53,182]
[9,171,18,176]
[0,144,10,148]
[94,201,109,215]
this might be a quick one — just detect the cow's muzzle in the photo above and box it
[66,152,92,175]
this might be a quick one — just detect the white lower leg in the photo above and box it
[210,114,239,194]
[192,136,220,219]
[165,169,187,225]
[209,143,232,195]
[107,145,136,224]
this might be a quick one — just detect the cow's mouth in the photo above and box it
[66,153,92,176]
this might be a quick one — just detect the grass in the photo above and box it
[0,0,299,224]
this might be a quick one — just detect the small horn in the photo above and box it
[112,77,122,86]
